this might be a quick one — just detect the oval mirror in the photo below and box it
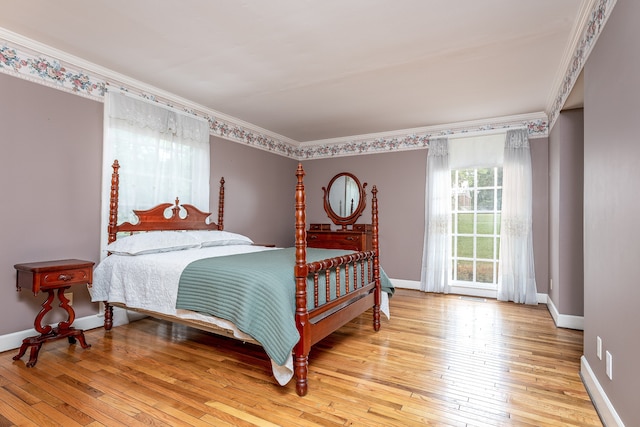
[322,172,367,228]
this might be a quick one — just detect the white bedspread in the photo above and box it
[89,245,390,386]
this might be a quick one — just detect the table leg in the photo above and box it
[13,287,89,367]
[34,289,55,334]
[56,288,75,330]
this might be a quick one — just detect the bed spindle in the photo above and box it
[313,273,319,308]
[325,271,330,306]
[218,177,225,229]
[345,262,351,293]
[351,263,355,292]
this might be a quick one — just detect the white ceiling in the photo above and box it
[0,0,587,143]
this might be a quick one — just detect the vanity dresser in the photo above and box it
[307,172,373,251]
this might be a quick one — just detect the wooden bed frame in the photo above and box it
[102,160,382,396]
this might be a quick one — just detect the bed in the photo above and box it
[90,161,393,396]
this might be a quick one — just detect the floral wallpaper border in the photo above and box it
[0,0,614,160]
[0,43,106,98]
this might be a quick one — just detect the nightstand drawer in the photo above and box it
[15,259,94,294]
[42,268,91,287]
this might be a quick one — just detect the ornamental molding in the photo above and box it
[0,0,615,159]
[546,0,617,128]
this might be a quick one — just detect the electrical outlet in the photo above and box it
[596,336,602,360]
[606,351,613,380]
[550,278,553,290]
[64,292,73,306]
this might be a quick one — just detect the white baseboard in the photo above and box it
[581,356,625,426]
[547,297,584,330]
[392,279,548,304]
[450,285,497,299]
[390,278,420,290]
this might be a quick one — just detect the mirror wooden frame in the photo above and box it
[322,172,368,229]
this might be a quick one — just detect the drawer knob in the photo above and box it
[345,236,356,241]
[58,274,73,282]
[309,235,318,239]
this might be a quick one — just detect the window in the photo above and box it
[100,91,210,254]
[451,167,502,287]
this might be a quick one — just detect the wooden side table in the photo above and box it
[13,259,94,367]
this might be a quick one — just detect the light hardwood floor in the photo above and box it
[0,289,601,426]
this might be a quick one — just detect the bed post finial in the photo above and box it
[218,177,225,230]
[371,185,381,331]
[108,160,120,244]
[294,162,310,396]
[171,198,181,219]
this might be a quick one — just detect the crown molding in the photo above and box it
[546,0,617,129]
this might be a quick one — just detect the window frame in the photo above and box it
[450,166,503,289]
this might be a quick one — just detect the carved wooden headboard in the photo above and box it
[107,160,225,243]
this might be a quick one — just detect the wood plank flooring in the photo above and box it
[0,289,601,426]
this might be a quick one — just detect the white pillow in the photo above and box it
[184,230,254,247]
[107,231,201,255]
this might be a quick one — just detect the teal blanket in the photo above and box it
[175,247,393,365]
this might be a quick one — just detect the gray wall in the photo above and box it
[210,137,297,247]
[583,0,640,423]
[531,137,550,296]
[0,73,103,334]
[549,108,584,316]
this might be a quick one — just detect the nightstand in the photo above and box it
[13,259,94,367]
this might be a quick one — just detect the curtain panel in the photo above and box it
[498,129,537,304]
[420,138,452,293]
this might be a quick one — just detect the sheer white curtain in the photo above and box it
[100,91,211,253]
[420,138,451,293]
[498,129,537,304]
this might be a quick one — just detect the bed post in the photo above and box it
[293,163,310,396]
[372,185,381,331]
[217,177,225,230]
[108,160,120,244]
[104,160,120,331]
